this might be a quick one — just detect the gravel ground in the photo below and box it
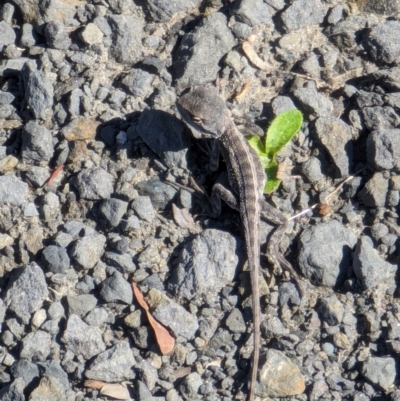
[1,0,400,400]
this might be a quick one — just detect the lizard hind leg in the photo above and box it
[209,172,240,217]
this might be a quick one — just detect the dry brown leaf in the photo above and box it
[131,282,175,355]
[172,204,199,232]
[173,366,192,379]
[100,383,131,400]
[44,164,64,187]
[242,41,271,71]
[84,380,106,390]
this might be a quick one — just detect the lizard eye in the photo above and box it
[192,116,202,124]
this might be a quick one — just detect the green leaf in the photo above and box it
[264,160,281,194]
[265,110,303,158]
[246,135,266,155]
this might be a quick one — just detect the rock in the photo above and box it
[70,232,106,270]
[44,20,71,50]
[99,271,133,304]
[362,356,396,390]
[0,155,18,174]
[20,330,51,361]
[85,341,136,382]
[367,129,400,171]
[121,69,154,98]
[314,117,352,177]
[41,245,70,274]
[300,157,324,183]
[4,262,49,325]
[99,198,128,227]
[0,377,25,401]
[294,87,333,117]
[136,177,177,210]
[21,121,54,163]
[318,295,344,326]
[75,167,114,200]
[10,360,40,388]
[79,22,103,45]
[61,117,100,141]
[0,174,29,206]
[26,166,50,188]
[179,372,203,399]
[280,0,325,32]
[148,288,199,340]
[29,375,66,401]
[271,96,297,116]
[61,314,106,359]
[353,236,397,290]
[175,12,235,89]
[170,229,239,300]
[361,106,400,131]
[66,294,97,317]
[232,0,272,27]
[364,21,400,65]
[257,349,305,397]
[298,220,357,287]
[103,252,136,274]
[108,15,143,64]
[0,21,16,49]
[131,196,155,222]
[22,61,54,120]
[225,308,246,334]
[143,0,201,22]
[20,23,37,47]
[358,172,389,208]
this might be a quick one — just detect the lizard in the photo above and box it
[177,86,301,401]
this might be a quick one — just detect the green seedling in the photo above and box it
[246,109,303,193]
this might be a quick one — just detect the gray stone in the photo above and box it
[280,0,325,32]
[4,262,49,325]
[294,87,333,117]
[44,21,71,50]
[0,377,25,401]
[121,69,153,97]
[10,360,40,387]
[20,23,37,47]
[131,196,155,222]
[314,117,352,177]
[271,96,297,116]
[85,341,136,382]
[79,22,103,45]
[300,157,324,183]
[0,175,29,206]
[70,233,106,270]
[20,330,51,361]
[99,271,133,304]
[29,375,66,401]
[0,90,15,104]
[175,12,235,89]
[318,295,344,326]
[37,361,69,391]
[75,167,114,200]
[0,21,15,49]
[41,245,70,274]
[225,308,246,334]
[327,4,343,24]
[21,121,54,163]
[47,302,65,320]
[362,356,396,390]
[108,15,143,64]
[99,198,128,227]
[358,172,388,208]
[137,109,191,170]
[364,21,400,65]
[232,0,272,27]
[22,61,54,120]
[298,220,357,287]
[170,229,239,300]
[362,106,400,131]
[136,176,177,210]
[144,0,201,22]
[353,236,397,290]
[104,252,136,274]
[61,314,106,359]
[278,282,301,306]
[66,294,97,318]
[262,316,288,337]
[367,129,400,171]
[26,166,50,188]
[84,307,109,326]
[136,359,157,391]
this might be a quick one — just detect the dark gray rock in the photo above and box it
[61,314,106,359]
[84,307,109,326]
[41,245,70,274]
[99,198,128,227]
[300,157,324,183]
[353,236,397,290]
[280,0,325,32]
[144,0,201,22]
[10,360,40,388]
[278,282,301,306]
[137,109,191,170]
[121,69,153,97]
[318,295,344,326]
[104,252,136,273]
[294,87,333,117]
[44,21,71,50]
[179,372,203,399]
[20,330,51,361]
[75,167,114,200]
[4,262,49,325]
[131,196,155,222]
[0,21,15,49]
[298,220,357,287]
[0,90,15,104]
[21,121,54,163]
[230,21,252,39]
[136,359,157,391]
[170,229,239,300]
[136,176,177,210]
[70,233,106,270]
[63,221,85,236]
[100,125,117,147]
[66,294,97,318]
[175,12,235,89]
[99,271,133,304]
[108,15,143,64]
[362,356,396,390]
[0,377,25,401]
[314,117,352,177]
[37,361,69,392]
[364,21,400,65]
[361,106,400,131]
[358,172,388,208]
[232,0,272,27]
[225,308,246,334]
[47,302,65,320]
[326,372,354,391]
[26,166,50,188]
[85,341,135,381]
[0,175,29,206]
[271,96,297,116]
[367,129,400,171]
[22,61,54,120]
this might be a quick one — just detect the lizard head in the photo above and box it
[177,87,229,138]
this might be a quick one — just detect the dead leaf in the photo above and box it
[242,41,271,71]
[131,282,175,355]
[100,383,131,400]
[172,204,199,232]
[44,164,64,187]
[84,380,106,390]
[173,367,192,379]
